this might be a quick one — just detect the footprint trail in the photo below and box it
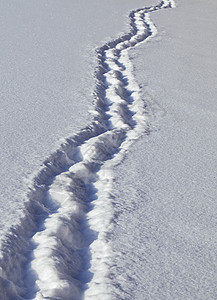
[0,1,175,299]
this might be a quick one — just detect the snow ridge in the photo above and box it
[0,1,175,299]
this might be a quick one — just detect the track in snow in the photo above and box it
[0,1,175,299]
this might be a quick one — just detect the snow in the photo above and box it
[0,0,149,239]
[0,0,154,298]
[1,0,217,299]
[111,0,217,299]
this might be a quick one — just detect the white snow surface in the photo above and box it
[0,0,164,298]
[0,0,151,239]
[1,0,217,299]
[111,0,217,299]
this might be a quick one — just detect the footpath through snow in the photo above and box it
[0,1,175,299]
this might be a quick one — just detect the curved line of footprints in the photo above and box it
[0,1,175,299]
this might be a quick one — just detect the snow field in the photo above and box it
[0,1,175,299]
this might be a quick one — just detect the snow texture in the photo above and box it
[0,0,150,240]
[110,0,217,299]
[0,1,175,299]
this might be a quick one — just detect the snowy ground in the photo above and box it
[1,0,217,299]
[0,0,149,240]
[111,0,217,299]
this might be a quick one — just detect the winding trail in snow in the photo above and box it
[0,1,175,299]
